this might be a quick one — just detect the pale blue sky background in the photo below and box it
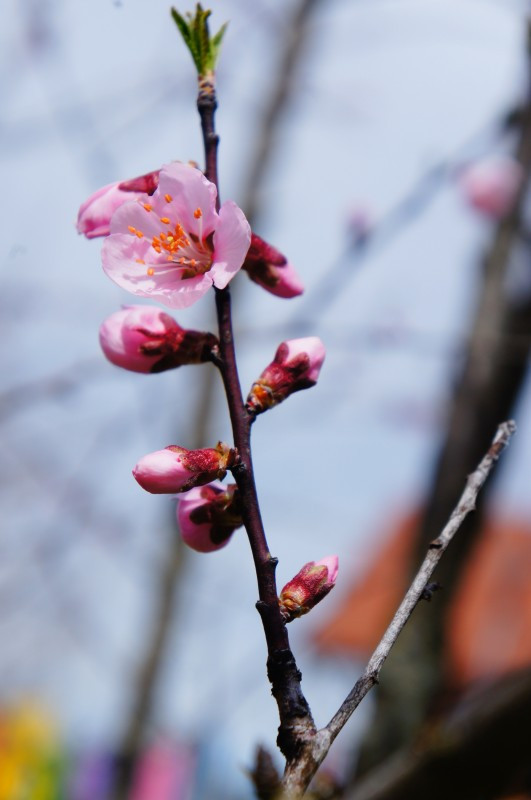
[1,0,530,795]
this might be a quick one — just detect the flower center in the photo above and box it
[133,203,213,280]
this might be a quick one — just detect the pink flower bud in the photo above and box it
[243,233,304,298]
[458,156,523,219]
[133,443,237,494]
[177,481,243,552]
[246,337,325,414]
[99,306,217,374]
[76,170,160,239]
[279,555,339,622]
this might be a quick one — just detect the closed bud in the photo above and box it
[458,156,523,219]
[279,556,339,622]
[246,337,325,415]
[133,442,237,494]
[76,170,160,239]
[99,306,217,374]
[243,233,304,299]
[177,482,243,552]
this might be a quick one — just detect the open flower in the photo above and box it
[99,305,217,373]
[102,162,251,309]
[279,556,339,622]
[243,233,304,298]
[177,481,243,552]
[77,170,160,239]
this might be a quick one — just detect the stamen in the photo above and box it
[135,258,145,264]
[135,230,144,238]
[143,203,152,212]
[164,193,173,203]
[160,217,170,224]
[147,268,155,276]
[128,226,137,235]
[194,208,202,219]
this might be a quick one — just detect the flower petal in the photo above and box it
[157,162,219,239]
[211,201,251,290]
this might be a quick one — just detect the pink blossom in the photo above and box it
[99,305,217,374]
[177,481,242,552]
[102,162,251,310]
[458,156,523,219]
[133,443,236,494]
[77,170,160,239]
[279,555,339,622]
[243,233,304,298]
[246,336,326,414]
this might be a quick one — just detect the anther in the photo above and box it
[128,226,137,235]
[194,208,202,219]
[135,230,144,238]
[147,267,155,276]
[143,204,152,212]
[135,258,145,264]
[160,217,170,224]
[164,193,173,203]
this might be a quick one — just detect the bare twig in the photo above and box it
[280,420,516,798]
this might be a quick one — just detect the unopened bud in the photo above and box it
[279,556,338,622]
[99,306,217,374]
[177,481,243,552]
[246,337,325,415]
[458,156,523,219]
[76,170,160,239]
[243,233,304,299]
[133,442,237,494]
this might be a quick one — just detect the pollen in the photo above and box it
[147,267,155,276]
[160,217,170,224]
[143,203,152,212]
[164,193,173,203]
[135,258,145,264]
[194,208,202,219]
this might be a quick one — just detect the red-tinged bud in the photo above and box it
[117,169,160,195]
[77,170,160,239]
[279,556,339,622]
[99,306,218,374]
[243,233,304,299]
[133,442,237,494]
[246,337,325,415]
[177,481,243,552]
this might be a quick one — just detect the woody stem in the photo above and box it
[197,82,315,760]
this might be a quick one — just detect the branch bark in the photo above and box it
[198,80,315,761]
[280,421,516,798]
